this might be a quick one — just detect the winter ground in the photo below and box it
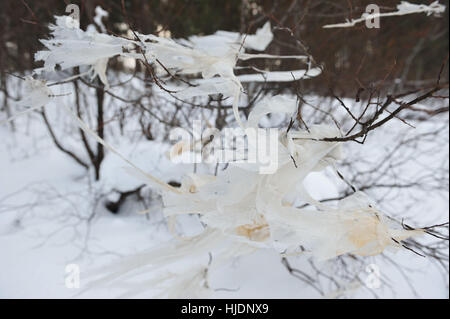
[0,77,448,299]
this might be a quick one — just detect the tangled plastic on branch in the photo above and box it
[33,13,319,128]
[163,95,424,261]
[2,8,432,298]
[85,96,424,297]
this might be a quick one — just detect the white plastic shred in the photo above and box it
[34,15,132,89]
[161,96,424,263]
[0,76,53,125]
[323,1,446,28]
